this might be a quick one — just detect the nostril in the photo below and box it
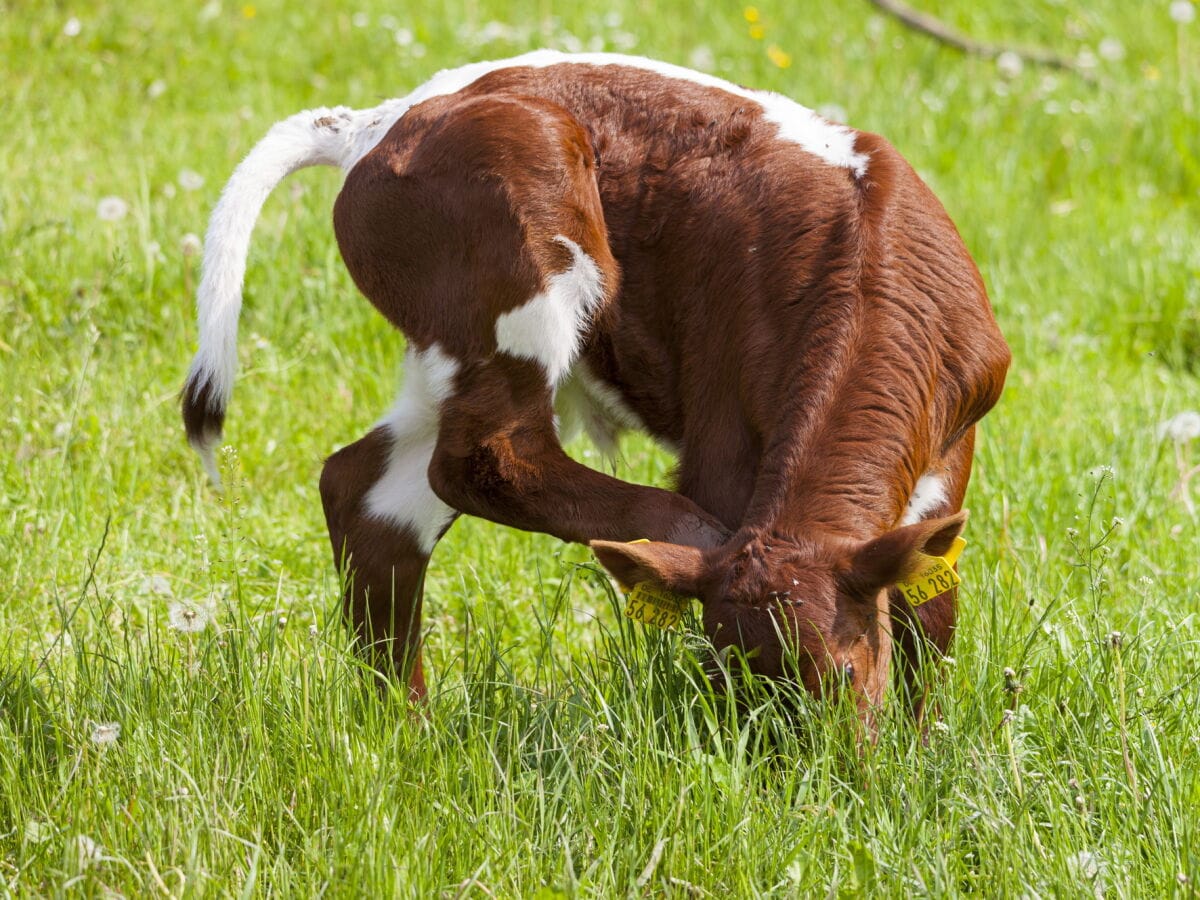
[842,661,855,683]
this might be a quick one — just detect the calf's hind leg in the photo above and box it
[319,346,459,698]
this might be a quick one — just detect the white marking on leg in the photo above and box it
[494,235,605,386]
[901,473,948,526]
[364,344,459,554]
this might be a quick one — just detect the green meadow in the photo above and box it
[2,0,1199,895]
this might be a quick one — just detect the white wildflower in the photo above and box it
[1170,1,1196,24]
[63,16,82,36]
[178,169,205,191]
[996,51,1023,78]
[1158,411,1200,443]
[393,27,413,46]
[162,182,177,199]
[199,0,222,22]
[168,601,213,634]
[96,196,129,222]
[148,78,167,99]
[180,232,202,257]
[1098,38,1125,61]
[90,722,120,745]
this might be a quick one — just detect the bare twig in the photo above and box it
[866,0,1093,80]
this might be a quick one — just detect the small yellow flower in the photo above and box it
[749,24,765,40]
[743,6,760,23]
[767,44,792,68]
[1142,63,1161,81]
[241,4,256,18]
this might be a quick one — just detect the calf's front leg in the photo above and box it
[429,355,729,550]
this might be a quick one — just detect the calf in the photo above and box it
[183,51,1009,711]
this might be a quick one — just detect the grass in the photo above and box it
[2,0,1199,895]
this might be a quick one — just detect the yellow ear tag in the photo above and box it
[619,539,691,629]
[896,536,967,607]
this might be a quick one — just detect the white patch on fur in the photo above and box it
[901,473,948,526]
[363,344,459,554]
[555,363,645,457]
[495,236,605,386]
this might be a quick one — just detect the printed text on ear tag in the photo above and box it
[624,582,690,629]
[896,537,967,607]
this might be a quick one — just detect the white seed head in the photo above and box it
[996,51,1023,79]
[1157,411,1200,443]
[1170,1,1196,24]
[77,834,103,863]
[96,196,129,222]
[90,722,121,745]
[168,601,213,634]
[178,169,205,191]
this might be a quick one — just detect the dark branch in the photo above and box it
[866,0,1093,80]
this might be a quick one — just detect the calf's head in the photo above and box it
[591,511,967,708]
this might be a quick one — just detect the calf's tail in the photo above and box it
[181,105,379,484]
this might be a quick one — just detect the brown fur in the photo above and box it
[204,62,1010,710]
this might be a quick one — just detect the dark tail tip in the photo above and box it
[181,373,225,447]
[181,373,226,485]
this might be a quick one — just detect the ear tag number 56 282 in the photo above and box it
[896,537,966,607]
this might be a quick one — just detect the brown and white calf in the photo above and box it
[183,51,1009,711]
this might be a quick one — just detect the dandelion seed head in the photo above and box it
[689,45,716,72]
[168,601,212,633]
[1098,37,1125,61]
[1158,411,1200,443]
[178,169,205,191]
[147,78,167,99]
[180,232,203,257]
[97,196,129,222]
[996,51,1023,78]
[90,722,120,745]
[1170,1,1196,24]
[63,16,82,37]
[77,834,103,863]
[351,11,369,27]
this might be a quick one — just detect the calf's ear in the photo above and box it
[589,540,709,596]
[844,510,969,596]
